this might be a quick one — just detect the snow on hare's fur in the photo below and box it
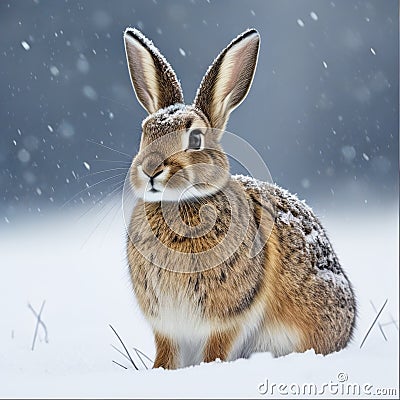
[124,28,356,369]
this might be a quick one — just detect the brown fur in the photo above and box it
[194,29,260,131]
[153,332,178,369]
[204,330,238,362]
[123,28,356,369]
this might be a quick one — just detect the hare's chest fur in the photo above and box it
[147,277,213,339]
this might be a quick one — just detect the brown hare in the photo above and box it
[124,28,356,370]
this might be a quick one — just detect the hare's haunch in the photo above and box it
[124,28,356,370]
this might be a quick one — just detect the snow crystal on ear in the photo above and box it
[124,27,184,108]
[125,27,170,68]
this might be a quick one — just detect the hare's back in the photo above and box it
[232,174,353,294]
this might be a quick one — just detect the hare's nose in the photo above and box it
[141,156,165,178]
[143,168,164,180]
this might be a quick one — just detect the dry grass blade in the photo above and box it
[109,324,138,370]
[28,302,49,343]
[134,347,154,368]
[111,344,131,363]
[112,360,128,369]
[29,300,47,351]
[133,348,149,369]
[360,298,388,348]
[370,300,388,341]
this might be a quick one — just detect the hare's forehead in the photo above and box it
[141,106,207,139]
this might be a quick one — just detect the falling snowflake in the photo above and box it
[297,19,305,27]
[50,65,60,76]
[21,41,30,50]
[82,85,98,101]
[17,148,31,163]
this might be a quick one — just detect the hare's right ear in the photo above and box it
[194,29,260,132]
[124,28,184,114]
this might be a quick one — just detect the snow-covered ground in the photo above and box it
[0,200,398,398]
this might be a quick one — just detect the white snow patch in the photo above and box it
[305,229,319,244]
[370,47,376,55]
[317,269,349,291]
[0,205,397,398]
[297,18,305,27]
[322,61,328,69]
[310,11,319,21]
[179,48,186,57]
[278,210,300,225]
[83,162,91,171]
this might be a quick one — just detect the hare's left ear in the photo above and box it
[124,28,184,114]
[194,29,260,131]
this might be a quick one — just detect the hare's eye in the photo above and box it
[188,129,202,150]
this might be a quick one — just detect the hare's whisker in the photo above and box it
[87,139,132,159]
[76,179,125,222]
[100,95,131,112]
[78,167,130,182]
[80,190,123,249]
[91,159,132,165]
[61,172,127,208]
[100,198,125,246]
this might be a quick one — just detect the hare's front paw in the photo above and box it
[153,332,178,370]
[203,330,236,363]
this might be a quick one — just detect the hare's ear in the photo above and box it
[124,28,184,114]
[194,29,260,131]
